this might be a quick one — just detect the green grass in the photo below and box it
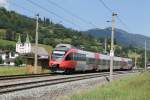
[0,66,29,75]
[0,39,16,47]
[0,39,53,52]
[63,72,150,100]
[0,66,50,75]
[0,29,6,33]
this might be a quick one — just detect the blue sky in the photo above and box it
[1,0,150,37]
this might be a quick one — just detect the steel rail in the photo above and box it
[0,73,56,80]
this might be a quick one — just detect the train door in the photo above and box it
[74,53,87,71]
[64,52,77,69]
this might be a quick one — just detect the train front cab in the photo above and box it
[49,49,77,73]
[49,50,65,72]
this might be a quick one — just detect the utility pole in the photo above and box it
[134,49,137,69]
[145,40,147,71]
[109,12,117,82]
[104,38,107,54]
[34,14,39,74]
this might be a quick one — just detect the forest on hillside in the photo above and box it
[0,7,102,52]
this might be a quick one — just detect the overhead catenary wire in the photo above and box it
[11,0,130,31]
[98,0,130,31]
[27,0,82,30]
[98,0,113,13]
[116,16,130,31]
[10,1,53,24]
[9,1,34,14]
[46,0,99,28]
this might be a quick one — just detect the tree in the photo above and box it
[5,29,13,40]
[0,56,3,64]
[45,18,50,25]
[14,56,23,66]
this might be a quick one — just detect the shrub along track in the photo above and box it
[0,70,140,94]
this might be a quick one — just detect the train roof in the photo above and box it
[55,44,75,51]
[55,44,132,61]
[56,44,74,48]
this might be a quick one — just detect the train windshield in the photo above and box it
[52,51,66,61]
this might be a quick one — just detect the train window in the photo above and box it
[101,60,105,65]
[52,50,65,61]
[74,53,86,61]
[114,61,117,66]
[87,58,94,64]
[81,54,86,61]
[107,60,110,66]
[118,61,120,66]
[65,53,73,61]
[128,61,132,64]
[100,60,103,65]
[114,61,119,66]
[73,53,77,61]
[93,58,95,64]
[95,60,98,65]
[106,60,109,66]
[96,59,101,65]
[104,60,107,65]
[115,61,118,66]
[98,59,101,65]
[77,53,80,61]
[87,58,91,64]
[117,61,119,66]
[114,61,116,66]
[87,58,89,64]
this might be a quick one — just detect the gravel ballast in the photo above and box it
[0,73,138,100]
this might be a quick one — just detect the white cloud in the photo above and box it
[0,0,9,9]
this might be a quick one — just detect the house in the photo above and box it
[0,50,19,66]
[24,46,49,68]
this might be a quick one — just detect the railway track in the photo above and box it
[0,73,56,81]
[0,68,143,81]
[0,71,139,94]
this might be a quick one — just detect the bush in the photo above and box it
[14,56,23,66]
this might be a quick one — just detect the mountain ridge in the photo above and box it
[84,28,150,49]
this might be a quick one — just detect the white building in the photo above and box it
[0,50,19,66]
[16,34,31,54]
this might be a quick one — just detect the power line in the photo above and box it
[98,0,130,31]
[46,0,98,28]
[10,1,34,14]
[116,16,130,31]
[27,0,81,29]
[98,0,113,13]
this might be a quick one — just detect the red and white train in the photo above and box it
[49,44,133,73]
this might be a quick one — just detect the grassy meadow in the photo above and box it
[0,66,50,76]
[63,72,150,100]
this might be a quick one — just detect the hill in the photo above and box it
[0,7,101,52]
[85,28,150,49]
